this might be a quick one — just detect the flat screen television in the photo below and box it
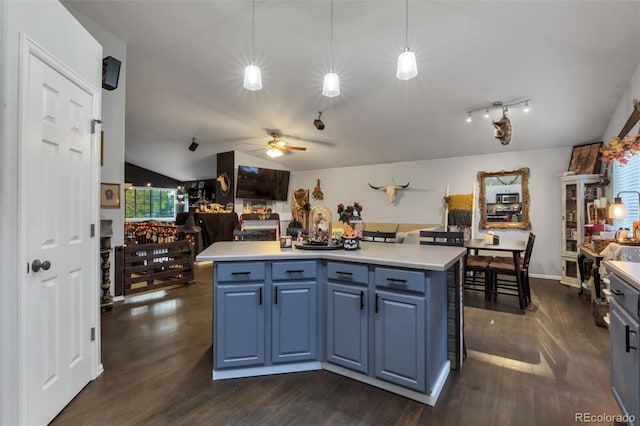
[236,165,290,201]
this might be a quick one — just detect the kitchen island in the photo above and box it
[197,240,466,406]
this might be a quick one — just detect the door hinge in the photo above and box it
[91,119,102,134]
[91,327,96,341]
[91,223,95,237]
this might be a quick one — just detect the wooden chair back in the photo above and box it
[362,230,397,243]
[420,230,464,247]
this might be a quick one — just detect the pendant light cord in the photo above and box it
[329,0,334,69]
[405,0,409,48]
[251,0,255,62]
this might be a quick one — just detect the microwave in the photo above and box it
[497,193,519,203]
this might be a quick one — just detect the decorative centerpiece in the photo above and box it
[309,205,332,242]
[342,224,359,250]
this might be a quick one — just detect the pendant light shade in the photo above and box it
[243,0,262,91]
[396,49,417,80]
[266,147,283,158]
[396,0,417,80]
[323,0,340,97]
[243,63,262,91]
[322,71,340,97]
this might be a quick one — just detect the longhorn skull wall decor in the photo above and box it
[368,182,410,205]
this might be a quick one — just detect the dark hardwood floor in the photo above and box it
[52,262,620,425]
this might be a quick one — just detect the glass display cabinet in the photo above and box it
[560,174,602,287]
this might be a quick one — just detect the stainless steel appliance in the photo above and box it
[496,193,519,203]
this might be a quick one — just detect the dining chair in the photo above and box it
[419,230,465,246]
[362,230,397,243]
[487,232,536,309]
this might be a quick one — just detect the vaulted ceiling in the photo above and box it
[64,1,640,181]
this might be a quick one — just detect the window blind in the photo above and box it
[613,153,640,231]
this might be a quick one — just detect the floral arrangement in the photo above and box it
[337,202,363,223]
[600,131,640,165]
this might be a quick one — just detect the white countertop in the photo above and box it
[196,241,466,272]
[604,260,640,291]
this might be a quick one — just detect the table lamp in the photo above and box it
[609,191,640,219]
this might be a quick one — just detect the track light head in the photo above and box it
[189,137,199,152]
[314,112,325,130]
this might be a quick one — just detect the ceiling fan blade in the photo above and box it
[617,101,640,138]
[286,146,307,151]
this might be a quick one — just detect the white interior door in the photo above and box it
[24,45,97,426]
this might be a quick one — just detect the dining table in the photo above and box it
[464,238,527,305]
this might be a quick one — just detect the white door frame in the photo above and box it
[18,34,102,423]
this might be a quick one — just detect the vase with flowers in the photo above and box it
[337,202,364,240]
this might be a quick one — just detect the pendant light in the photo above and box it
[396,0,417,80]
[322,0,340,97]
[243,0,262,91]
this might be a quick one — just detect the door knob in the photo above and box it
[32,259,51,272]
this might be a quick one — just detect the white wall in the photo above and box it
[67,7,127,300]
[290,147,571,278]
[601,58,640,174]
[1,1,102,424]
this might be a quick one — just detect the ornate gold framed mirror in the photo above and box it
[477,167,531,230]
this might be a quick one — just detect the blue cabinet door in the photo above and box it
[215,284,265,369]
[610,298,640,425]
[326,283,368,373]
[272,282,317,363]
[374,289,426,392]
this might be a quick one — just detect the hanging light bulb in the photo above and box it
[484,108,490,119]
[523,100,530,113]
[243,0,262,91]
[323,0,340,97]
[396,0,417,80]
[466,113,472,123]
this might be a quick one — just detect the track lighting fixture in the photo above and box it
[314,112,325,130]
[465,98,532,122]
[243,0,262,91]
[188,137,199,152]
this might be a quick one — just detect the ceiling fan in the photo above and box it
[266,132,307,158]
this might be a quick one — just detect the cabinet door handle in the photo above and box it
[386,278,407,284]
[375,294,379,313]
[360,291,364,310]
[286,269,304,274]
[258,287,262,305]
[626,325,637,352]
[274,286,278,304]
[231,271,251,277]
[336,271,353,276]
[611,289,625,297]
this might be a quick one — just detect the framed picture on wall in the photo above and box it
[568,142,604,175]
[101,183,120,208]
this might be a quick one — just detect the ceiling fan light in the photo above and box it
[396,49,417,80]
[243,64,262,91]
[322,71,340,97]
[266,148,283,158]
[276,140,287,148]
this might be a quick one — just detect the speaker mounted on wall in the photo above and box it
[102,56,121,91]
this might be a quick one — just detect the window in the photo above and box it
[612,154,640,231]
[125,187,176,220]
